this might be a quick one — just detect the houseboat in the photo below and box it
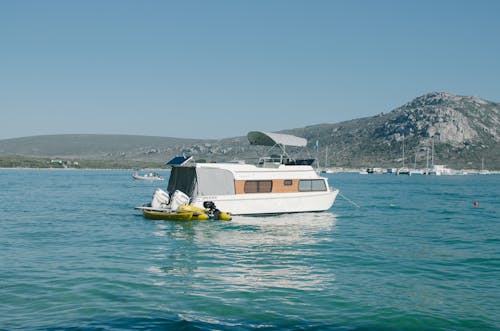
[157,131,339,215]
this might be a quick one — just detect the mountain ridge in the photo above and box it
[1,92,499,169]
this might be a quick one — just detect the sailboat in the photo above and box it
[397,134,410,175]
[479,157,490,175]
[320,146,335,173]
[427,137,452,175]
[410,151,424,175]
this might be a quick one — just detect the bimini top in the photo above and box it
[247,131,307,147]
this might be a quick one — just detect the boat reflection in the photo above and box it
[218,212,337,246]
[147,212,338,292]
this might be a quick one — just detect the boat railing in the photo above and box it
[258,156,316,167]
[258,157,282,168]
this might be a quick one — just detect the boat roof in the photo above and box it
[247,131,307,147]
[194,162,321,180]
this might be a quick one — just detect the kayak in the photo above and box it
[138,205,231,221]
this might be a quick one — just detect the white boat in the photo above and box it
[158,131,339,215]
[397,134,411,175]
[397,167,411,176]
[386,168,397,174]
[428,164,453,176]
[367,167,385,174]
[479,158,490,175]
[410,168,424,175]
[132,172,164,181]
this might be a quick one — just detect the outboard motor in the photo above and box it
[170,190,190,211]
[203,201,216,210]
[203,201,221,220]
[151,188,170,209]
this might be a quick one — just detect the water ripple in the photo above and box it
[1,170,499,330]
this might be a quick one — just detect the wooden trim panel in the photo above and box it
[235,179,299,194]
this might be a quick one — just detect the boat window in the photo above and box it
[284,179,293,186]
[244,180,273,193]
[195,168,235,195]
[298,179,327,192]
[259,180,272,192]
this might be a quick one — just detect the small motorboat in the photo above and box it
[132,172,164,181]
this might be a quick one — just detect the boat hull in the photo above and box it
[191,189,338,215]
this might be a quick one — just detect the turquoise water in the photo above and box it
[0,169,498,330]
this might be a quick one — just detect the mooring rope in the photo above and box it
[338,191,361,208]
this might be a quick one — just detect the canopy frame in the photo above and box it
[247,131,313,165]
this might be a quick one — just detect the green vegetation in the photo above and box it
[0,155,163,169]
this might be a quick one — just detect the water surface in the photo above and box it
[0,170,498,330]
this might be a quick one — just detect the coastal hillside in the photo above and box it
[287,92,500,170]
[1,92,499,169]
[0,135,214,162]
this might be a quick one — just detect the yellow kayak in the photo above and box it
[216,212,232,221]
[143,210,194,221]
[141,206,230,221]
[178,205,232,221]
[177,205,207,215]
[137,201,231,221]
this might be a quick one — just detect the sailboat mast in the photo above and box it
[426,147,429,175]
[325,146,328,169]
[431,137,435,166]
[402,134,405,168]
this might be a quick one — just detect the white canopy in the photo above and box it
[247,131,307,147]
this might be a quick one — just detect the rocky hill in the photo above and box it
[1,92,498,169]
[287,92,499,169]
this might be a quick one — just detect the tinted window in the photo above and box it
[298,179,326,192]
[244,180,273,193]
[259,180,272,192]
[244,181,258,193]
[311,179,326,191]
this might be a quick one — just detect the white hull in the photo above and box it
[132,173,164,181]
[133,176,164,181]
[192,189,338,215]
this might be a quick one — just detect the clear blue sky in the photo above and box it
[1,0,499,140]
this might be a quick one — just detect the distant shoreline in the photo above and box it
[1,166,498,175]
[0,167,168,171]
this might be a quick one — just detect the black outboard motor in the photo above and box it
[203,201,216,210]
[203,201,221,220]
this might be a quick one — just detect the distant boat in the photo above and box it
[367,167,384,174]
[397,167,411,176]
[320,146,335,173]
[424,137,454,175]
[410,152,424,175]
[386,168,397,174]
[428,164,452,176]
[132,172,164,181]
[397,134,410,175]
[410,168,424,175]
[479,158,490,175]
